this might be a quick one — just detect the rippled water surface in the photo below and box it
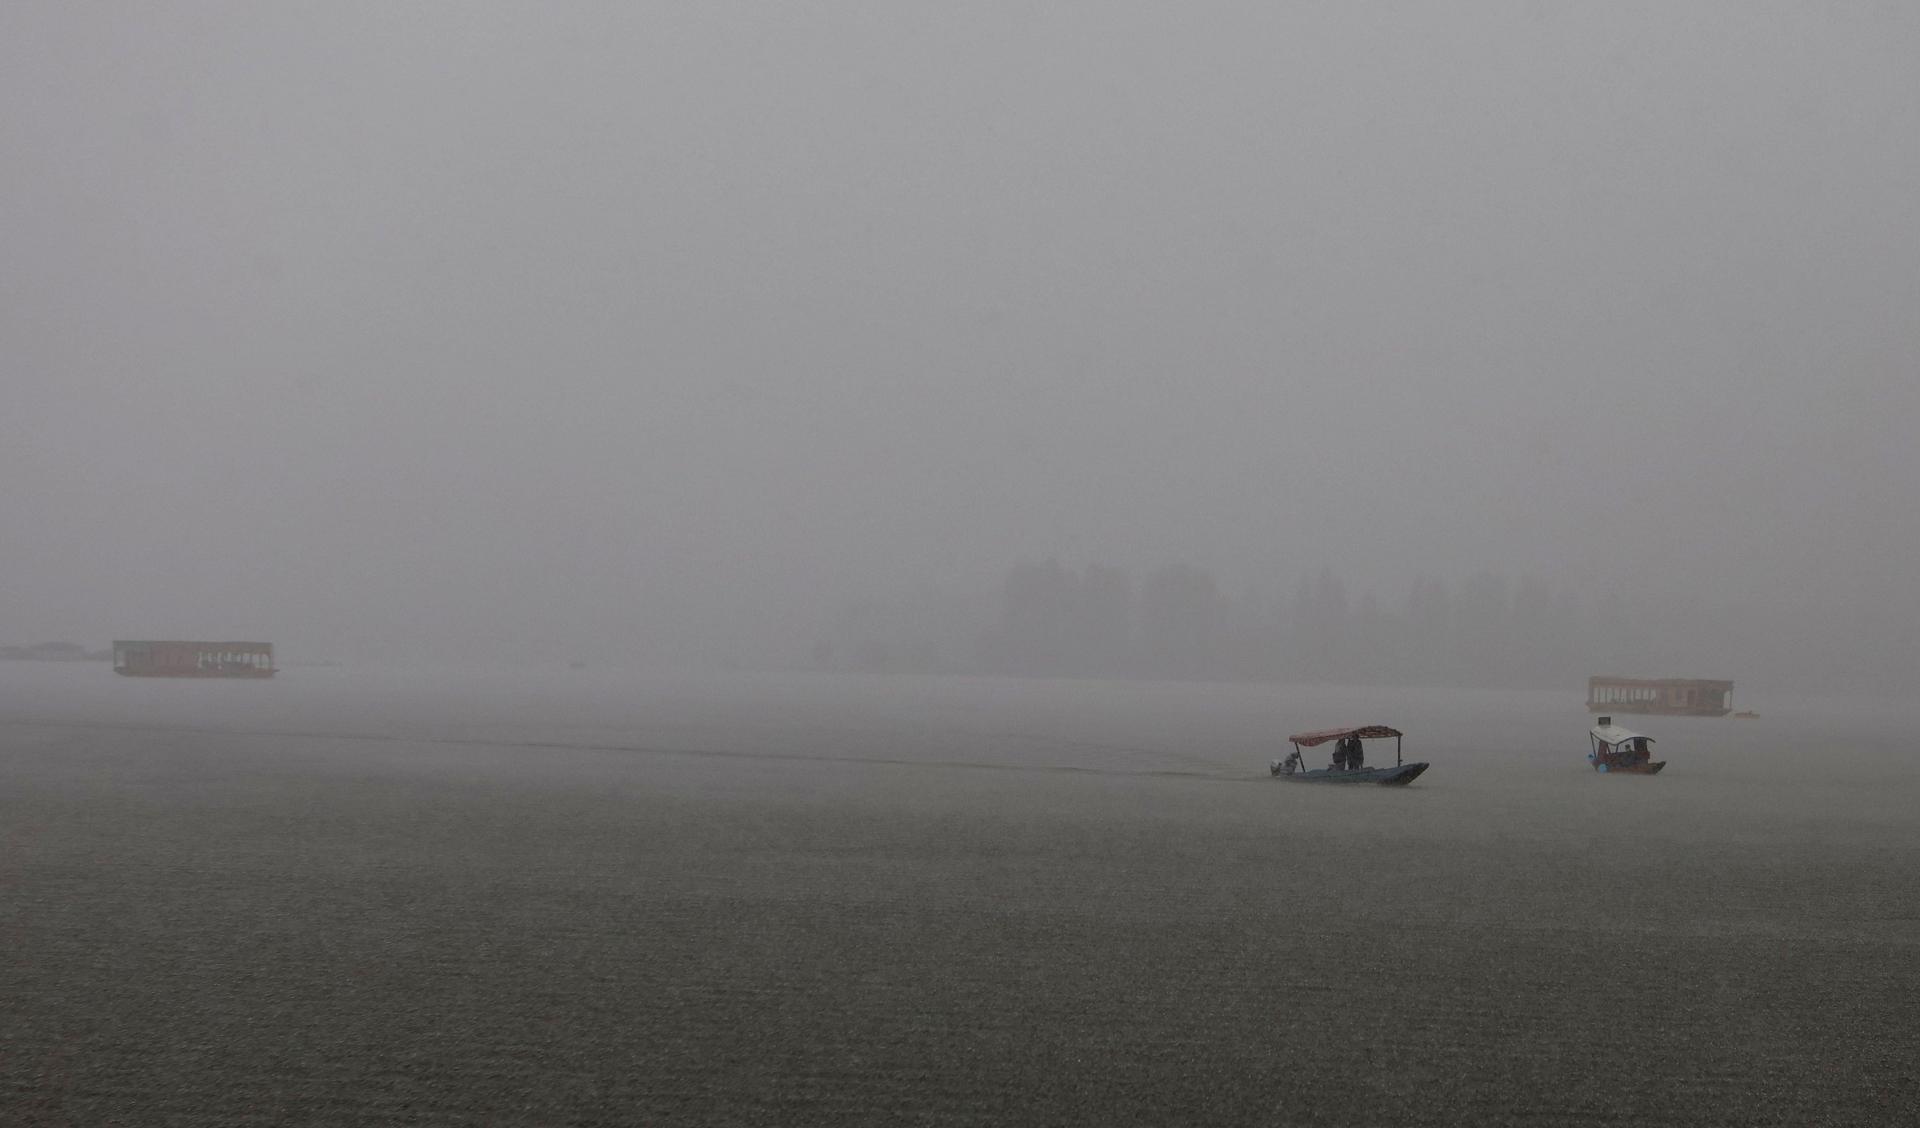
[4,665,1915,1124]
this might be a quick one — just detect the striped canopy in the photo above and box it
[1288,724,1402,747]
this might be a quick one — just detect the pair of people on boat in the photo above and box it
[1331,735,1365,771]
[1598,739,1648,768]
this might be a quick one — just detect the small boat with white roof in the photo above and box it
[1588,717,1666,775]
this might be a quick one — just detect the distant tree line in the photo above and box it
[813,560,1745,690]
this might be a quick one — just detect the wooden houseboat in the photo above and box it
[113,640,276,678]
[1586,676,1731,717]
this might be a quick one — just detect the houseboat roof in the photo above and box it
[114,639,273,648]
[1588,675,1732,690]
[1590,723,1653,745]
[1288,724,1402,747]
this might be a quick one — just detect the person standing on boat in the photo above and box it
[1347,735,1365,770]
[1330,739,1348,771]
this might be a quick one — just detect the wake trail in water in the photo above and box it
[0,715,1251,782]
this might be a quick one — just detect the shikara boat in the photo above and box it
[1588,717,1665,775]
[1270,725,1428,786]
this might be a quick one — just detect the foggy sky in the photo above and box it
[4,3,1917,676]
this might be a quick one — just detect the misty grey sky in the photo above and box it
[4,2,1917,666]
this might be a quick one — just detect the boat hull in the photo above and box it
[1269,761,1428,786]
[1594,760,1664,775]
[113,668,276,679]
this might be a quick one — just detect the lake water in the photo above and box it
[3,664,1915,1124]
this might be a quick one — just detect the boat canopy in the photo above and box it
[1590,723,1652,746]
[1289,724,1402,747]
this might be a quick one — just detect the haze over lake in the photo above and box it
[5,1,1919,1122]
[5,2,1919,687]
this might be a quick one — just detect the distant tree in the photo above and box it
[1289,567,1349,681]
[1074,563,1134,676]
[1454,571,1510,687]
[1001,559,1074,674]
[1509,578,1554,687]
[1140,563,1222,679]
[1403,576,1452,686]
[1352,589,1386,683]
